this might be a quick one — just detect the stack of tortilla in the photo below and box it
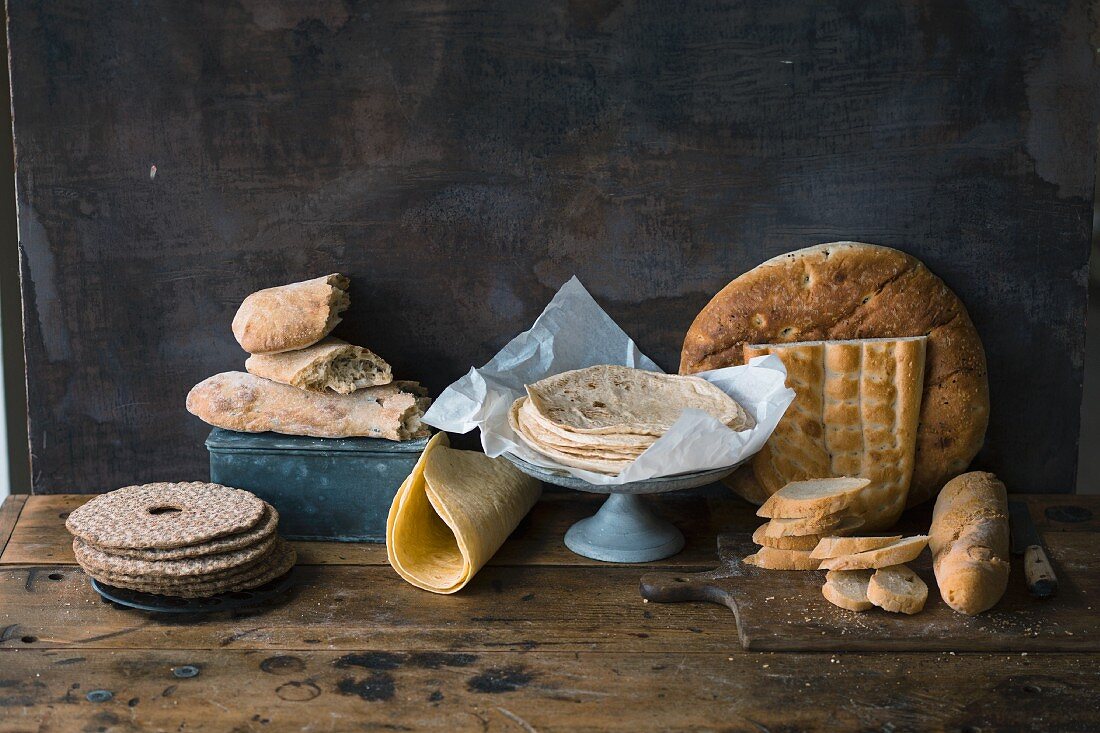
[508,365,754,475]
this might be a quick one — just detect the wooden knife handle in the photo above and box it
[1024,545,1058,598]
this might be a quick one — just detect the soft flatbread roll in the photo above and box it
[386,434,541,594]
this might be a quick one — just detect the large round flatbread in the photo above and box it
[526,365,753,436]
[680,242,988,506]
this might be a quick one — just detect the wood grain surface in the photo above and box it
[7,1,1097,494]
[2,492,1100,730]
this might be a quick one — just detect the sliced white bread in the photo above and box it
[818,535,929,571]
[868,564,928,614]
[756,477,872,519]
[752,524,822,551]
[822,569,874,611]
[810,535,904,559]
[742,546,821,571]
[763,514,865,539]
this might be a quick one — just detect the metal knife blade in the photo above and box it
[1009,500,1058,598]
[1009,500,1040,555]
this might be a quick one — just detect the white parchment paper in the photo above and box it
[422,277,795,485]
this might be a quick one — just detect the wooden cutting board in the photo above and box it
[639,530,1098,652]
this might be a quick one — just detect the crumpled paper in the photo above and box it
[422,277,794,485]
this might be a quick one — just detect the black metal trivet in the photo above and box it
[89,568,297,613]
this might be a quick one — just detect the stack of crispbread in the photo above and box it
[507,365,754,475]
[66,482,295,598]
[743,476,930,614]
[186,274,431,441]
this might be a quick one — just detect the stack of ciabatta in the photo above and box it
[187,274,431,441]
[744,477,931,614]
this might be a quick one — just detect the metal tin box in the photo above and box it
[205,428,429,542]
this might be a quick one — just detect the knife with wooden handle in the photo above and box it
[1009,500,1057,598]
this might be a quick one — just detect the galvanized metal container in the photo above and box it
[205,428,429,542]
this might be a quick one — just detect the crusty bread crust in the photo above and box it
[680,242,989,507]
[232,274,350,354]
[929,471,1010,615]
[245,337,392,394]
[187,372,430,441]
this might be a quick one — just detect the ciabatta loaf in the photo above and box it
[246,337,392,394]
[929,472,1010,615]
[187,372,429,441]
[744,336,927,529]
[232,274,350,354]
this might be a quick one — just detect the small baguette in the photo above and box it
[232,274,350,354]
[810,535,903,559]
[763,514,864,539]
[742,546,821,571]
[187,372,430,441]
[822,569,873,611]
[929,471,1010,615]
[246,337,392,394]
[817,535,929,571]
[751,524,823,551]
[756,477,871,519]
[867,564,928,614]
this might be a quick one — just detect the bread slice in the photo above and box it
[868,564,928,614]
[751,524,822,550]
[742,546,821,571]
[818,535,929,571]
[822,569,874,611]
[762,514,864,539]
[246,337,392,394]
[810,535,903,559]
[756,477,871,519]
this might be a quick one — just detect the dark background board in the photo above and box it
[6,0,1097,494]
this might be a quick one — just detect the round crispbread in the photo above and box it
[90,540,296,598]
[80,539,280,587]
[73,532,277,578]
[82,504,280,561]
[66,482,266,550]
[679,242,989,507]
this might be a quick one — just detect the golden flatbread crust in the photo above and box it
[680,242,989,506]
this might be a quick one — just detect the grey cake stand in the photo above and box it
[501,453,743,563]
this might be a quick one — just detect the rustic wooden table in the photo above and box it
[1,490,1098,731]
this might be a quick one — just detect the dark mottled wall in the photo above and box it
[7,0,1097,493]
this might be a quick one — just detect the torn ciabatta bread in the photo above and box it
[232,274,350,354]
[929,471,1010,615]
[186,372,430,441]
[245,337,392,394]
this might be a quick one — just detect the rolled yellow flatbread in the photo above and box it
[386,433,542,594]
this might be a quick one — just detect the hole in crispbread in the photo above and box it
[148,506,183,516]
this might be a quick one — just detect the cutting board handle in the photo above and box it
[639,569,736,608]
